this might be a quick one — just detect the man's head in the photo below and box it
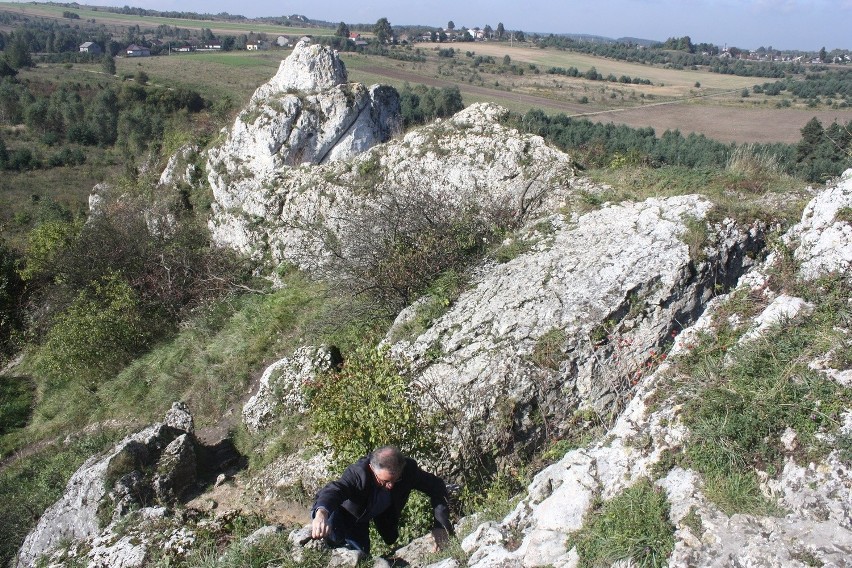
[369,446,406,488]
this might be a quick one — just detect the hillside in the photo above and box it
[4,41,851,568]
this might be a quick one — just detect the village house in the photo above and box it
[126,44,151,57]
[79,41,101,55]
[276,35,291,47]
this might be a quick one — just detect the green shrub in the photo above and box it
[33,272,152,393]
[306,344,438,469]
[567,478,675,568]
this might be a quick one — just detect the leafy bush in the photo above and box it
[306,344,438,469]
[0,241,25,358]
[317,183,515,317]
[398,83,464,127]
[33,272,152,392]
[567,478,675,568]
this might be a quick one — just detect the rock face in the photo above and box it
[16,403,198,567]
[206,40,401,259]
[389,195,763,470]
[252,40,347,99]
[459,170,852,568]
[785,171,852,279]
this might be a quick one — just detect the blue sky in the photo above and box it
[13,0,851,50]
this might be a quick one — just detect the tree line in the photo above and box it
[507,109,851,183]
[0,75,208,171]
[752,69,852,104]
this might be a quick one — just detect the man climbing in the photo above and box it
[310,445,454,556]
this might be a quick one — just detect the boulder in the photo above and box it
[242,345,342,433]
[16,405,197,567]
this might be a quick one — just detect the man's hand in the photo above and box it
[311,508,330,539]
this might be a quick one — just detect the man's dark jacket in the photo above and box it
[312,455,453,545]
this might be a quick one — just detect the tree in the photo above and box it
[496,22,505,39]
[447,20,455,31]
[374,17,393,44]
[796,117,824,163]
[101,55,116,76]
[0,240,24,358]
[483,24,493,39]
[335,21,350,38]
[819,46,827,62]
[6,35,33,69]
[0,59,16,79]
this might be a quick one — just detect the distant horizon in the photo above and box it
[1,0,850,51]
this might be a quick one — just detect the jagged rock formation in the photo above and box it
[458,170,852,568]
[206,40,401,259]
[16,403,197,567]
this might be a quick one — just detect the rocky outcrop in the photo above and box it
[242,345,342,433]
[389,194,762,471]
[16,403,197,567]
[459,170,852,568]
[251,40,347,100]
[207,100,576,267]
[205,40,402,260]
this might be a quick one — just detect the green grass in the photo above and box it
[566,478,675,568]
[0,374,34,435]
[587,163,807,227]
[13,272,332,448]
[666,274,852,515]
[95,274,327,429]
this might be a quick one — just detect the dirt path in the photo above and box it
[357,65,852,144]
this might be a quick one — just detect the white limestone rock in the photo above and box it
[16,406,197,567]
[390,196,762,463]
[252,40,347,100]
[786,168,852,279]
[242,345,342,432]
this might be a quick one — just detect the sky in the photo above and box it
[11,0,852,51]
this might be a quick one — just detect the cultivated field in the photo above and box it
[0,2,327,37]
